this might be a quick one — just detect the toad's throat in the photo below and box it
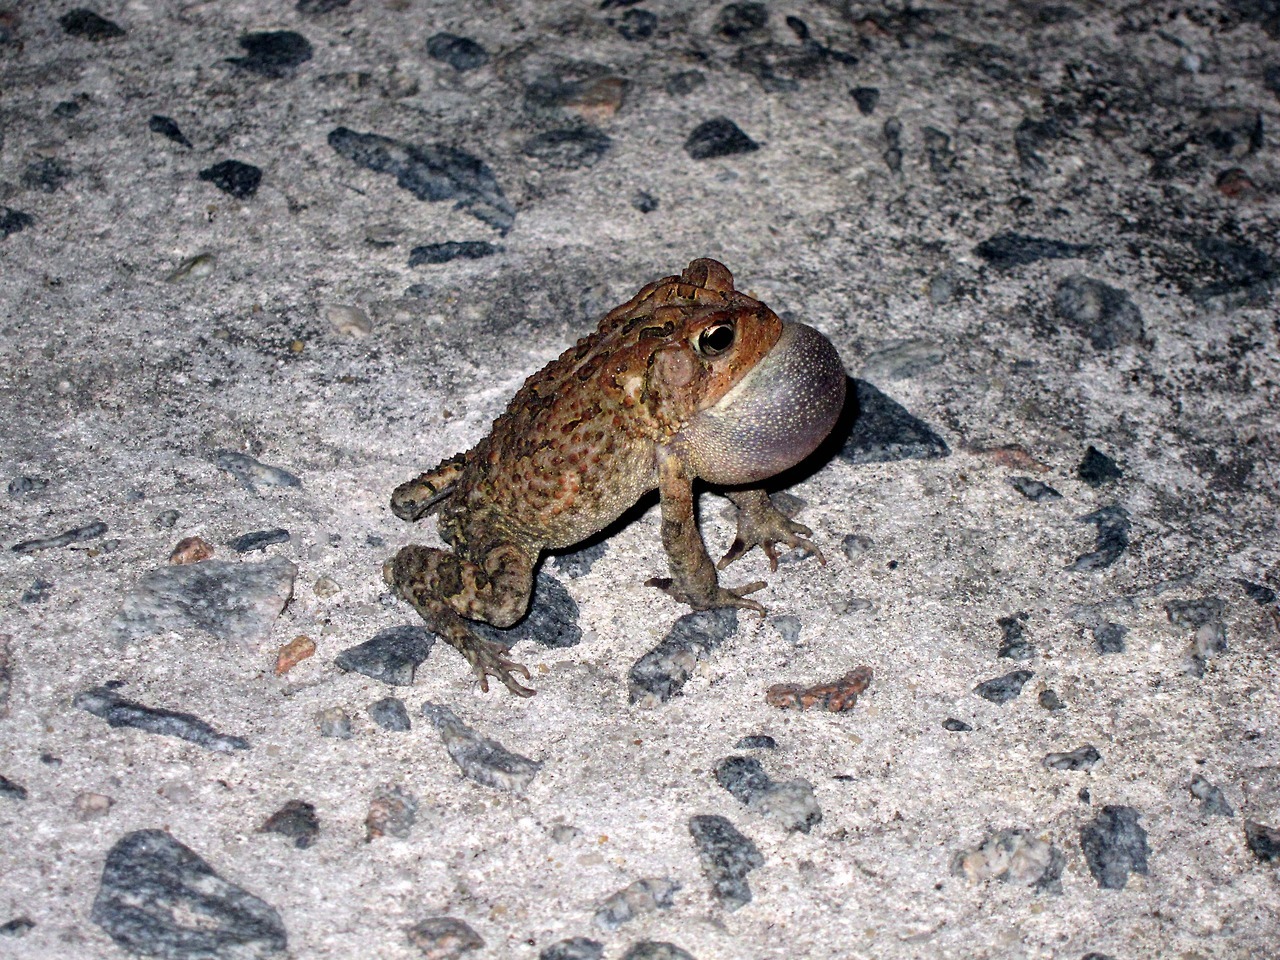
[679,322,846,485]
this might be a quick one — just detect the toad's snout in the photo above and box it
[681,322,847,485]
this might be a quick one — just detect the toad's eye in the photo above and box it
[695,323,735,357]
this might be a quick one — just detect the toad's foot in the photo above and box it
[718,495,826,572]
[645,575,768,617]
[463,636,536,698]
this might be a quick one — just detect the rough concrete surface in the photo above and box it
[1,2,1278,959]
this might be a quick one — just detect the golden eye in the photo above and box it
[696,323,735,357]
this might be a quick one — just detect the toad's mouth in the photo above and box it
[680,321,847,485]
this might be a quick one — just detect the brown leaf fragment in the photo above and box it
[766,665,873,712]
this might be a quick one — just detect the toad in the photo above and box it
[384,258,846,696]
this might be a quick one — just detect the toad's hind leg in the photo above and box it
[383,542,536,697]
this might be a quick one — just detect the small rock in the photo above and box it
[421,702,541,792]
[1092,622,1127,654]
[943,718,972,731]
[771,614,801,644]
[1077,446,1123,486]
[426,33,489,72]
[628,608,738,705]
[21,578,53,603]
[75,686,250,752]
[1215,166,1262,200]
[297,0,352,12]
[952,829,1065,890]
[334,625,435,685]
[928,273,955,304]
[325,305,372,337]
[631,190,659,213]
[1244,820,1280,862]
[366,785,417,840]
[7,476,48,496]
[369,697,411,732]
[1198,107,1263,158]
[1014,117,1061,173]
[230,528,291,553]
[169,536,214,564]
[1008,476,1062,501]
[974,233,1095,268]
[997,612,1033,660]
[1189,775,1234,817]
[620,944,696,960]
[154,510,181,528]
[594,877,679,931]
[688,814,763,910]
[841,533,874,557]
[540,938,604,960]
[1165,596,1226,629]
[1038,689,1066,711]
[149,115,192,148]
[59,9,126,40]
[766,665,872,712]
[684,117,759,160]
[0,207,34,239]
[666,70,706,96]
[260,799,320,848]
[409,241,497,266]
[199,160,263,199]
[1080,805,1149,889]
[274,635,316,675]
[166,253,216,282]
[1054,276,1144,350]
[838,380,950,464]
[91,830,286,959]
[1067,505,1130,572]
[923,126,956,177]
[733,735,776,749]
[316,707,352,739]
[216,451,302,493]
[0,774,27,801]
[715,756,822,833]
[407,916,483,958]
[851,86,880,114]
[617,9,658,41]
[22,157,73,193]
[229,31,313,78]
[74,791,114,820]
[974,670,1034,704]
[1234,578,1276,604]
[1043,745,1101,770]
[313,576,341,598]
[523,127,612,170]
[0,917,34,938]
[715,3,768,41]
[11,519,107,553]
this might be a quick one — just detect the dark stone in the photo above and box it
[0,208,34,239]
[1190,235,1276,306]
[715,3,769,41]
[1038,689,1066,711]
[149,115,192,148]
[631,190,660,213]
[684,117,759,160]
[21,578,53,603]
[472,571,583,650]
[1054,276,1144,350]
[733,734,776,749]
[1067,505,1129,571]
[540,937,604,960]
[1007,476,1062,501]
[328,127,514,233]
[975,232,1095,268]
[553,540,608,578]
[0,774,27,801]
[943,718,972,731]
[230,528,290,553]
[54,100,83,118]
[523,127,612,169]
[923,126,956,177]
[997,612,1033,660]
[666,70,706,96]
[629,609,739,704]
[838,379,950,464]
[22,157,73,193]
[974,670,1034,704]
[408,241,496,266]
[620,943,696,960]
[1189,775,1234,817]
[366,785,417,840]
[406,917,483,956]
[92,830,286,958]
[1235,578,1276,604]
[297,0,352,12]
[1043,745,1101,770]
[334,625,435,685]
[426,33,489,71]
[215,450,302,492]
[1077,446,1123,486]
[1199,107,1263,157]
[617,9,658,40]
[229,31,313,79]
[1244,820,1280,862]
[11,520,107,553]
[1079,806,1149,889]
[368,696,411,732]
[1165,596,1225,629]
[688,814,763,910]
[75,686,250,752]
[1093,622,1127,654]
[851,87,880,115]
[7,476,47,496]
[259,800,320,848]
[1014,117,1062,173]
[0,917,35,937]
[786,15,809,39]
[199,161,262,199]
[421,702,541,792]
[594,877,679,931]
[59,9,126,40]
[732,41,826,93]
[715,756,772,805]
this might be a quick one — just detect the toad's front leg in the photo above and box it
[645,446,767,615]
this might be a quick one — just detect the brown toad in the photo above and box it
[384,258,846,696]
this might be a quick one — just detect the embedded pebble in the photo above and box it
[1080,805,1149,889]
[8,476,48,496]
[328,127,515,234]
[149,115,191,148]
[1068,505,1130,571]
[0,636,10,717]
[666,71,706,96]
[766,665,872,712]
[631,191,659,213]
[628,609,739,705]
[426,33,489,72]
[199,160,263,199]
[733,735,776,750]
[621,944,696,960]
[11,519,107,553]
[229,31,313,78]
[73,792,114,820]
[110,557,298,649]
[0,774,27,801]
[1234,579,1276,604]
[522,128,612,170]
[1244,821,1280,862]
[552,540,607,578]
[997,612,1034,660]
[1043,745,1101,770]
[369,697,411,732]
[616,9,658,40]
[325,305,372,337]
[1166,597,1228,674]
[841,533,873,557]
[851,86,880,114]
[924,127,957,177]
[22,157,73,193]
[0,207,34,239]
[91,830,287,959]
[974,670,1034,704]
[169,536,214,564]
[540,938,604,960]
[274,635,316,675]
[952,829,1065,890]
[421,702,542,792]
[316,707,352,739]
[409,241,497,266]
[366,785,418,840]
[716,3,768,41]
[838,380,950,464]
[0,916,34,937]
[1054,276,1144,350]
[75,685,250,752]
[1189,235,1276,306]
[472,571,582,649]
[165,253,215,282]
[313,576,341,598]
[1093,622,1127,654]
[688,814,763,910]
[714,756,822,833]
[334,625,435,685]
[684,117,759,160]
[1077,446,1123,486]
[1038,689,1066,711]
[260,800,320,848]
[297,0,352,12]
[21,578,53,603]
[215,450,302,493]
[59,9,126,40]
[974,233,1095,268]
[1008,476,1062,501]
[771,614,801,644]
[1189,775,1234,817]
[407,916,483,957]
[943,718,972,731]
[231,528,291,553]
[594,877,679,931]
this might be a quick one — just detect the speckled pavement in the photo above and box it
[2,3,1278,959]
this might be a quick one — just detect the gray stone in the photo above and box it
[1080,806,1149,889]
[1054,276,1144,350]
[75,686,250,752]
[952,828,1065,890]
[629,609,739,705]
[540,938,604,960]
[1189,775,1234,817]
[1068,505,1129,571]
[594,877,679,931]
[259,800,320,848]
[620,943,696,960]
[368,697,411,731]
[1008,476,1062,501]
[11,519,107,553]
[1043,745,1102,770]
[714,755,822,833]
[406,917,482,956]
[334,625,435,685]
[688,814,763,910]
[421,702,541,792]
[975,233,1095,268]
[974,670,1034,704]
[214,452,301,493]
